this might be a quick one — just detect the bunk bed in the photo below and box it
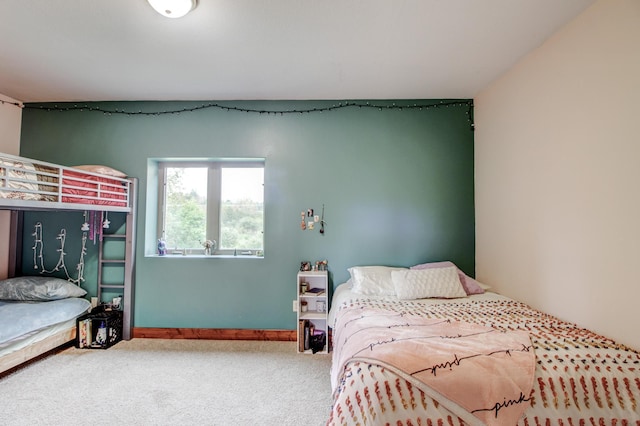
[0,152,137,374]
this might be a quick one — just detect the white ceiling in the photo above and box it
[0,0,595,103]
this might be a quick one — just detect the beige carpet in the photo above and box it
[0,339,333,425]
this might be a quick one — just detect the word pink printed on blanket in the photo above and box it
[332,306,536,426]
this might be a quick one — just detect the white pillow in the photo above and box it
[348,266,406,296]
[391,266,466,300]
[72,165,127,178]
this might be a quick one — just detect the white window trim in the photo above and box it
[157,159,264,256]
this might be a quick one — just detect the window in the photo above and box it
[157,160,264,255]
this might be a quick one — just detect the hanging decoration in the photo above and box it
[3,99,475,131]
[32,222,87,285]
[102,211,110,229]
[319,204,326,235]
[87,211,105,244]
[81,210,106,244]
[300,205,327,235]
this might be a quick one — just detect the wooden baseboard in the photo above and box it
[132,327,296,341]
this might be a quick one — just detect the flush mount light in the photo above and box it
[147,0,197,18]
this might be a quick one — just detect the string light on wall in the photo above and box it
[6,100,474,130]
[32,223,87,286]
[30,212,109,286]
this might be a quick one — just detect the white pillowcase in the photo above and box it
[391,266,467,300]
[348,266,406,296]
[72,165,127,178]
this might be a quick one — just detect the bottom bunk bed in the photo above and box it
[328,263,640,425]
[0,276,91,375]
[0,321,77,375]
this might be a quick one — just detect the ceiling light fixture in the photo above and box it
[147,0,197,19]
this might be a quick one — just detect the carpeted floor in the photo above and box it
[0,339,333,425]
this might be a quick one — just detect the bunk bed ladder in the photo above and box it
[96,179,137,341]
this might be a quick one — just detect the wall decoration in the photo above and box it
[319,204,326,235]
[300,205,327,235]
[32,222,87,285]
[300,261,311,272]
[5,99,474,131]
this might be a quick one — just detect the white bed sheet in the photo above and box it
[0,318,76,358]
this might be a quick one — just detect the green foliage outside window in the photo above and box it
[220,200,264,250]
[164,168,206,250]
[163,167,264,251]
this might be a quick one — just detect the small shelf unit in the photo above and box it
[296,270,329,354]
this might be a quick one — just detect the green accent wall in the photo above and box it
[19,100,474,330]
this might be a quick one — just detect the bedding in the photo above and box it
[0,273,91,373]
[0,319,78,375]
[61,169,127,206]
[328,284,640,425]
[0,159,41,200]
[0,276,87,301]
[1,152,131,209]
[348,266,407,296]
[0,298,90,345]
[70,165,127,178]
[411,260,485,295]
[0,318,76,356]
[391,266,467,299]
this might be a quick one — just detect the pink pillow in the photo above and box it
[410,261,484,295]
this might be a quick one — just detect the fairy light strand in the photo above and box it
[32,222,87,285]
[4,99,475,130]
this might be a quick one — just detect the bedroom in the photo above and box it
[1,0,639,423]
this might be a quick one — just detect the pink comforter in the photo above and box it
[331,306,535,425]
[61,170,127,206]
[328,295,640,425]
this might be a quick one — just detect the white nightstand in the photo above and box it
[296,270,329,354]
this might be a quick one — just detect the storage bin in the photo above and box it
[76,307,123,349]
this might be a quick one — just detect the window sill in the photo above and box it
[146,254,264,259]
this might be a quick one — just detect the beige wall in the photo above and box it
[0,94,22,279]
[475,0,640,350]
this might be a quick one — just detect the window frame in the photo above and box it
[156,159,265,256]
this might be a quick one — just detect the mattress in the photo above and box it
[0,318,77,359]
[0,298,91,346]
[328,283,640,424]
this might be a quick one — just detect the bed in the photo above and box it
[1,152,131,211]
[327,263,640,425]
[0,277,91,375]
[0,152,137,375]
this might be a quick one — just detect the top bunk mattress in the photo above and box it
[0,152,133,212]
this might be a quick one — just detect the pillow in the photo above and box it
[410,261,484,295]
[348,266,406,296]
[0,159,40,200]
[391,266,467,300]
[72,165,127,178]
[0,276,87,301]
